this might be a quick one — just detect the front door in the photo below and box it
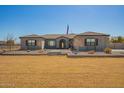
[59,39,66,49]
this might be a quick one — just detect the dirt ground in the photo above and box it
[0,55,124,88]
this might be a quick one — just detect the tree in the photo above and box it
[111,38,118,43]
[117,36,123,43]
[6,34,16,51]
[111,36,124,43]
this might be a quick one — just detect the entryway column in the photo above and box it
[41,40,45,50]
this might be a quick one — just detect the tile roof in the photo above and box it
[20,34,76,39]
[20,34,41,38]
[41,34,76,39]
[20,32,109,39]
[79,31,109,36]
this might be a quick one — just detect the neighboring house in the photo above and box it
[19,32,110,51]
[0,41,6,45]
[0,41,6,50]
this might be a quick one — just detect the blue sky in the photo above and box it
[0,5,124,42]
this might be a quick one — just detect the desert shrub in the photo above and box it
[104,48,112,54]
[88,50,95,54]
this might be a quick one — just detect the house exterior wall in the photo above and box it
[20,35,110,51]
[44,38,70,49]
[20,37,44,50]
[20,37,70,50]
[73,35,109,51]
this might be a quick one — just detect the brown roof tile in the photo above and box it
[20,34,76,39]
[20,32,109,39]
[20,34,41,38]
[79,31,109,36]
[41,34,76,39]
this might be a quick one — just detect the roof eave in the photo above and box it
[77,34,110,36]
[19,36,45,39]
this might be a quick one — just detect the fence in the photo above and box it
[0,45,20,51]
[109,43,124,49]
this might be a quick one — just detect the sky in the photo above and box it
[0,5,124,42]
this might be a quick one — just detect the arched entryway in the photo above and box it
[59,39,66,49]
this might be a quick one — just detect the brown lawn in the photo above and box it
[0,55,124,88]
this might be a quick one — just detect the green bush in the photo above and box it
[104,48,112,54]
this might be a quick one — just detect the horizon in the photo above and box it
[0,5,124,42]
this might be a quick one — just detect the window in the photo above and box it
[26,40,36,46]
[85,38,98,46]
[48,40,55,46]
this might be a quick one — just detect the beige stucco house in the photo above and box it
[19,32,110,51]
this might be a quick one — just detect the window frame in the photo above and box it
[47,40,56,47]
[85,38,98,46]
[26,40,36,46]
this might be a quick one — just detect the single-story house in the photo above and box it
[19,32,110,51]
[0,41,6,45]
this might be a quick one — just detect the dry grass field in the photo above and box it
[0,56,124,88]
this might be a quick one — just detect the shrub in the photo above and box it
[104,48,112,54]
[88,50,95,54]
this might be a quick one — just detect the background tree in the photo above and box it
[111,36,124,43]
[6,34,16,51]
[117,36,123,43]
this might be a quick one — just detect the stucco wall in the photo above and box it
[20,37,44,50]
[20,35,110,51]
[73,35,109,51]
[20,37,70,50]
